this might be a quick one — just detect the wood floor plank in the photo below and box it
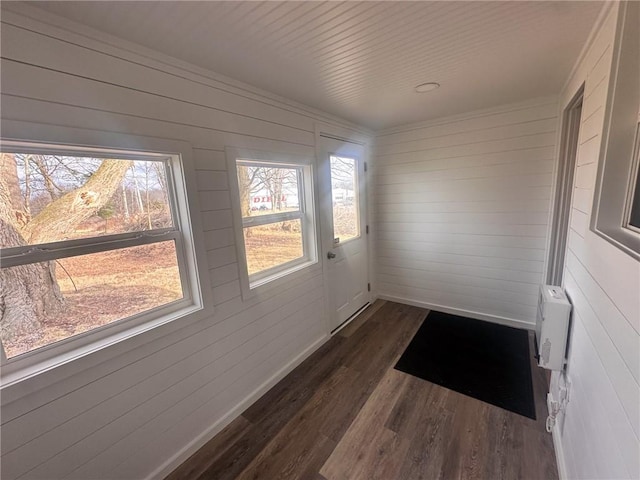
[315,369,372,443]
[166,301,558,480]
[349,426,411,480]
[236,430,334,480]
[242,335,346,425]
[522,425,560,480]
[385,374,434,439]
[235,366,357,480]
[196,339,350,480]
[342,303,424,376]
[439,394,493,480]
[482,405,523,480]
[324,304,425,443]
[165,416,252,480]
[318,369,409,480]
[396,387,456,480]
[337,299,387,338]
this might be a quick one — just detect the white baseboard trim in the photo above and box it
[547,393,568,480]
[551,424,568,480]
[146,333,330,480]
[377,294,535,330]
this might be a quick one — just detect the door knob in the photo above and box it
[327,251,336,259]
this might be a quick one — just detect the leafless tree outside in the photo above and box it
[0,153,173,347]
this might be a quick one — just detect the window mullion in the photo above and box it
[242,211,301,227]
[1,230,181,268]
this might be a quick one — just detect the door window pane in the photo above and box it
[330,155,359,243]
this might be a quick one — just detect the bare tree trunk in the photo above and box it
[0,153,29,229]
[0,219,63,342]
[122,185,130,221]
[0,154,63,342]
[131,166,144,215]
[24,155,32,217]
[145,164,152,229]
[238,166,252,218]
[23,159,132,244]
[2,156,133,350]
[237,166,253,238]
[274,171,283,211]
[267,180,276,212]
[153,163,169,205]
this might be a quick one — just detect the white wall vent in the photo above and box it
[535,285,572,371]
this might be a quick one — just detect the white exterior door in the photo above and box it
[318,135,370,331]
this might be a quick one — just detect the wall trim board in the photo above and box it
[544,85,585,286]
[0,4,372,139]
[542,98,573,289]
[377,294,534,330]
[376,96,558,138]
[314,121,372,147]
[548,393,569,480]
[147,333,329,480]
[560,2,616,98]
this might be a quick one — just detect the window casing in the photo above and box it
[0,139,208,384]
[227,148,318,297]
[625,121,640,232]
[591,2,640,258]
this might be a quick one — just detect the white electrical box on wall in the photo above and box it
[535,285,572,371]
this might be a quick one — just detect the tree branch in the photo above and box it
[23,159,133,244]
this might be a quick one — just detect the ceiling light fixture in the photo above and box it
[414,82,440,93]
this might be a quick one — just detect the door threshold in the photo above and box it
[331,302,371,335]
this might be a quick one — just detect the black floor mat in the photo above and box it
[394,310,536,419]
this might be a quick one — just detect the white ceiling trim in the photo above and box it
[377,95,559,137]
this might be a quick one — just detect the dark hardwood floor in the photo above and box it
[166,300,558,480]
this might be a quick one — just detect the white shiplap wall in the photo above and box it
[552,3,640,479]
[0,6,370,480]
[373,98,558,327]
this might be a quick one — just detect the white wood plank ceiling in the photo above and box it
[28,1,602,130]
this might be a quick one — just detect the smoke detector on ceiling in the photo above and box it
[414,82,440,93]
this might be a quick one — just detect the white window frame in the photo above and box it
[623,120,640,234]
[226,147,318,299]
[0,136,211,387]
[591,1,640,259]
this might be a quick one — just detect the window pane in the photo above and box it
[629,123,640,229]
[237,163,300,219]
[0,153,173,249]
[244,220,303,276]
[0,241,183,358]
[330,155,359,243]
[630,167,640,228]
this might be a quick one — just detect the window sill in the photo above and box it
[241,259,319,301]
[592,225,640,261]
[0,300,204,390]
